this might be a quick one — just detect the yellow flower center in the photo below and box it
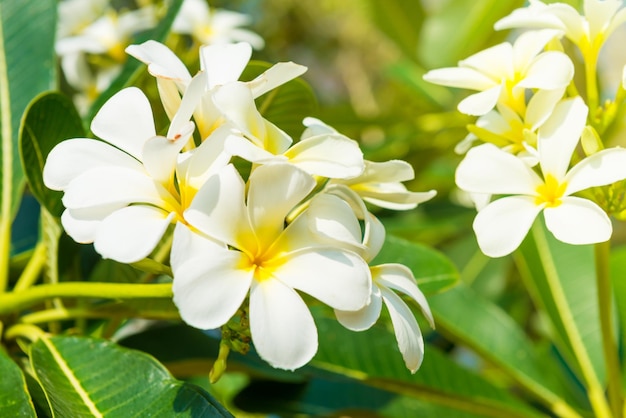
[535,174,567,208]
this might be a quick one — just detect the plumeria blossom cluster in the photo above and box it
[424,0,626,258]
[43,40,436,372]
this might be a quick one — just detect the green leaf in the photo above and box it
[372,233,459,294]
[86,0,184,121]
[30,335,233,417]
[418,0,525,68]
[241,61,317,140]
[20,92,84,218]
[0,348,36,417]
[311,313,543,418]
[429,283,586,414]
[515,221,605,404]
[609,245,626,385]
[0,0,56,221]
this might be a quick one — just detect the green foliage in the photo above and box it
[0,348,36,417]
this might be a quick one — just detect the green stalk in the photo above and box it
[0,11,12,294]
[19,306,180,324]
[585,51,600,126]
[13,242,46,291]
[595,240,623,418]
[0,282,173,315]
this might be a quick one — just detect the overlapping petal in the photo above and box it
[473,196,543,258]
[544,197,612,245]
[94,206,175,263]
[335,286,382,331]
[249,279,318,370]
[564,148,626,194]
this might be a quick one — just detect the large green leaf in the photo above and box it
[311,313,543,418]
[429,283,586,414]
[372,233,459,294]
[515,221,605,405]
[0,348,36,417]
[20,92,84,218]
[0,0,56,221]
[86,0,184,120]
[30,335,233,417]
[241,61,317,140]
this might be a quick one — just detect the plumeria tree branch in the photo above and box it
[0,282,173,315]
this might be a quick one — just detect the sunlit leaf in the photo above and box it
[30,335,233,417]
[373,233,459,294]
[0,0,56,222]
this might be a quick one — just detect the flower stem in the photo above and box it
[13,242,46,292]
[595,240,623,418]
[0,282,173,315]
[585,52,600,127]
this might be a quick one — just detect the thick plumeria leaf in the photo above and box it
[86,0,184,121]
[311,313,543,418]
[241,61,317,140]
[120,318,502,418]
[0,0,56,235]
[372,233,459,294]
[429,283,586,413]
[0,348,36,416]
[418,0,524,68]
[20,92,84,217]
[516,221,604,394]
[30,335,233,417]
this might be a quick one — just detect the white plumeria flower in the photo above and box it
[495,0,626,61]
[43,87,230,263]
[56,5,157,63]
[422,29,573,116]
[456,97,626,258]
[213,96,365,179]
[126,41,306,139]
[172,0,264,49]
[316,186,434,372]
[170,163,372,370]
[457,88,565,156]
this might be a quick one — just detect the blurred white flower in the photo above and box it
[423,29,573,116]
[456,97,626,257]
[172,0,264,49]
[170,163,371,370]
[43,87,229,263]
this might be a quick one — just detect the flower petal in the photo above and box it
[125,40,191,85]
[94,205,174,263]
[374,264,434,328]
[335,285,382,331]
[422,67,496,91]
[200,42,251,88]
[224,133,283,163]
[247,164,315,243]
[538,96,588,179]
[456,143,542,195]
[473,195,543,257]
[305,193,364,251]
[565,147,626,194]
[170,223,226,271]
[43,138,142,191]
[61,206,118,244]
[544,197,612,245]
[248,62,308,98]
[525,88,566,131]
[460,42,514,81]
[283,134,364,178]
[249,279,318,370]
[517,51,573,91]
[173,243,253,330]
[380,286,425,373]
[62,166,176,211]
[458,85,502,116]
[90,87,156,160]
[142,125,194,184]
[274,249,371,311]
